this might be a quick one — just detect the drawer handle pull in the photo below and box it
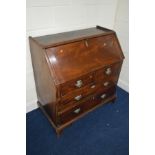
[75,80,83,88]
[101,94,106,99]
[74,95,82,101]
[85,40,89,47]
[105,68,112,75]
[103,82,109,86]
[92,96,95,100]
[74,108,81,114]
[91,85,96,89]
[103,43,107,46]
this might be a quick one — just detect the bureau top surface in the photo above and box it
[31,26,114,48]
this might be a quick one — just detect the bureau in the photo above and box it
[29,26,124,136]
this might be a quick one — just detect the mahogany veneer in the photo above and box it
[29,26,124,136]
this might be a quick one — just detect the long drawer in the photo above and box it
[58,86,116,125]
[58,78,116,111]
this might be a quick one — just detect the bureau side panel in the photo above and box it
[29,37,57,123]
[113,33,125,59]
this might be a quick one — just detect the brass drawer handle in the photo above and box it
[74,95,82,101]
[85,40,89,47]
[92,96,95,100]
[105,67,112,75]
[74,108,81,114]
[75,80,83,88]
[101,94,106,99]
[103,82,109,86]
[91,85,96,89]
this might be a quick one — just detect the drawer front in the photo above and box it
[93,86,116,103]
[59,97,93,125]
[59,86,116,124]
[61,83,97,105]
[59,78,116,111]
[95,62,122,82]
[61,73,94,96]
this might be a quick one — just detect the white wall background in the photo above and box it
[114,0,129,92]
[26,0,128,113]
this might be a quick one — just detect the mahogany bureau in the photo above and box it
[29,26,124,136]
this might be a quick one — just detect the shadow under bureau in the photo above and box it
[29,26,124,136]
